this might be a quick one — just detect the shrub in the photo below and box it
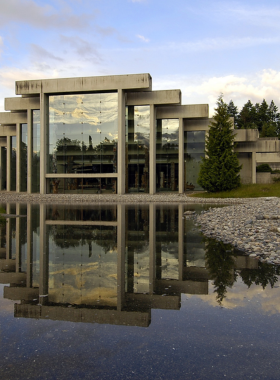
[256,164,272,172]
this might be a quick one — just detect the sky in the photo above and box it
[1,0,280,115]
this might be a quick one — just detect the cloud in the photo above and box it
[0,0,94,30]
[30,44,64,62]
[137,34,150,43]
[59,35,103,62]
[0,36,3,58]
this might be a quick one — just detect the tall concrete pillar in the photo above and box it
[6,204,11,259]
[149,105,156,194]
[40,93,48,194]
[6,137,11,192]
[39,204,48,304]
[252,151,256,184]
[178,118,184,194]
[27,109,32,194]
[16,123,21,192]
[149,203,156,294]
[117,203,125,311]
[117,90,126,194]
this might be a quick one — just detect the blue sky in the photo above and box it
[1,0,280,115]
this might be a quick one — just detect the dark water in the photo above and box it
[0,203,280,380]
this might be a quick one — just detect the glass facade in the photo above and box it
[32,110,40,193]
[11,136,16,191]
[48,93,118,175]
[184,131,205,191]
[125,106,150,193]
[1,147,6,190]
[20,124,28,192]
[156,119,179,192]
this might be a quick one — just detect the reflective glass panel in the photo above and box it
[48,93,118,175]
[20,124,27,192]
[48,177,117,194]
[32,110,40,193]
[11,137,16,191]
[1,147,6,190]
[125,106,150,193]
[156,119,179,192]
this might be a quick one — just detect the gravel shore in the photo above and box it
[190,197,280,265]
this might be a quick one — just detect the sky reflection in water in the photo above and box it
[0,203,280,380]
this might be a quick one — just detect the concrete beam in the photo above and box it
[5,97,40,111]
[0,112,27,125]
[235,139,280,153]
[0,259,15,272]
[0,126,16,137]
[157,104,209,119]
[125,293,180,310]
[256,152,280,163]
[235,129,259,142]
[126,90,181,106]
[0,272,26,285]
[4,286,39,301]
[16,74,152,95]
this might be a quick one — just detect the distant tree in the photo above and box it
[198,95,242,192]
[227,100,239,128]
[237,100,258,129]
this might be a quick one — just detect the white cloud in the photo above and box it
[137,34,150,43]
[0,0,94,30]
[154,69,280,117]
[0,36,3,58]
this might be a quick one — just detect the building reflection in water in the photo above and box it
[0,203,266,327]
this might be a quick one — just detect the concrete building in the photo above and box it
[0,73,279,194]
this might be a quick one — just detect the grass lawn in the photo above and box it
[190,183,280,198]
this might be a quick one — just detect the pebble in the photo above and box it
[190,197,280,265]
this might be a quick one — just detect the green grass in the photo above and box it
[190,183,280,198]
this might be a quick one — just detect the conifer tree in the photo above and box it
[198,95,242,192]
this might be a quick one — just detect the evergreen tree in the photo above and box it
[237,100,257,129]
[227,100,238,128]
[198,95,242,192]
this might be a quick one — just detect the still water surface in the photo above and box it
[0,203,280,380]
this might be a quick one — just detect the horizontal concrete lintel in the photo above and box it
[45,220,118,226]
[235,129,259,142]
[16,74,152,95]
[157,104,209,119]
[256,152,280,163]
[126,90,181,106]
[45,173,118,178]
[4,286,39,301]
[235,139,280,153]
[0,126,16,137]
[5,96,40,111]
[0,111,27,125]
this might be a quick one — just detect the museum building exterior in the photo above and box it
[0,73,279,194]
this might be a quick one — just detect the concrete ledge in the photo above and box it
[0,125,16,136]
[16,74,152,95]
[235,129,259,142]
[157,104,209,119]
[5,96,40,111]
[0,272,26,285]
[0,111,27,125]
[126,90,181,106]
[4,286,39,301]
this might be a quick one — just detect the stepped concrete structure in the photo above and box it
[0,73,279,194]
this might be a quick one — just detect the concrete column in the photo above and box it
[117,203,125,311]
[6,137,11,192]
[27,109,32,193]
[178,204,184,281]
[16,203,20,272]
[0,145,2,191]
[40,93,48,194]
[149,203,156,294]
[117,90,125,194]
[179,118,184,194]
[39,204,48,304]
[149,105,156,194]
[16,123,21,193]
[252,151,256,184]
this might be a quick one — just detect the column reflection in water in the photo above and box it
[1,202,265,327]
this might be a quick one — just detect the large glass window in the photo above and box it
[184,131,205,191]
[20,124,27,192]
[156,119,179,192]
[48,93,118,175]
[1,147,6,190]
[48,177,117,194]
[125,106,150,193]
[11,136,16,191]
[32,110,40,193]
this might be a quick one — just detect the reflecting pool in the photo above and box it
[0,203,280,380]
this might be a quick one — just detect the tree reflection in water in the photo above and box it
[204,237,237,305]
[205,236,280,305]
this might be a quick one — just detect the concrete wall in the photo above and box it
[237,152,253,184]
[256,172,272,184]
